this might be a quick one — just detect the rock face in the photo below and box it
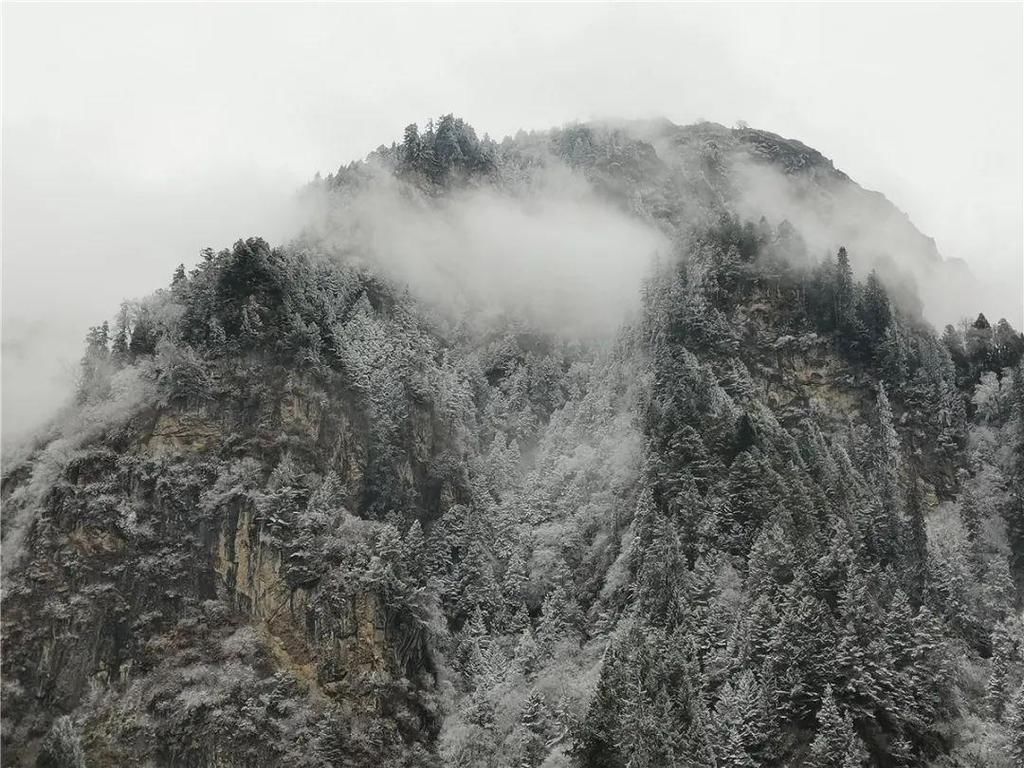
[1,381,440,766]
[148,413,222,455]
[214,502,392,706]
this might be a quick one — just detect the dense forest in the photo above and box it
[2,117,1023,767]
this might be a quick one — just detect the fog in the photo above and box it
[2,148,305,446]
[3,3,1021,446]
[730,159,987,327]
[309,168,669,338]
[1,365,156,574]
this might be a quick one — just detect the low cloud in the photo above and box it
[304,167,671,338]
[730,157,1004,327]
[1,123,306,449]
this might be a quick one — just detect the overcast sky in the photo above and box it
[3,2,1022,443]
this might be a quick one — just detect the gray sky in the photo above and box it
[3,2,1022,443]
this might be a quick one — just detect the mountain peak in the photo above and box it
[4,114,1023,768]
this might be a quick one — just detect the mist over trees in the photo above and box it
[3,117,1023,768]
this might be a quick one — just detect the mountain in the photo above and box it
[3,117,1024,768]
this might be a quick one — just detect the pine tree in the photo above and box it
[872,385,903,566]
[172,263,187,286]
[1008,681,1024,767]
[77,321,112,402]
[634,505,689,627]
[841,735,869,768]
[724,450,782,555]
[1005,360,1024,583]
[453,538,502,625]
[835,568,888,718]
[859,269,891,347]
[901,475,929,605]
[907,605,952,727]
[985,619,1018,721]
[882,589,917,716]
[713,671,766,768]
[503,546,529,612]
[770,578,837,721]
[512,626,540,679]
[665,425,723,498]
[966,313,994,367]
[880,323,911,386]
[619,677,677,768]
[833,247,856,333]
[982,557,1015,625]
[402,519,427,587]
[519,689,553,768]
[464,684,496,733]
[808,685,855,768]
[128,309,157,356]
[507,599,531,634]
[239,296,265,347]
[400,122,421,171]
[573,641,627,768]
[520,689,549,733]
[111,305,131,365]
[959,482,982,546]
[465,605,503,688]
[941,323,967,369]
[466,604,490,650]
[536,582,578,648]
[681,701,718,767]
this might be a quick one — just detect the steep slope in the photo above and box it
[3,117,1024,768]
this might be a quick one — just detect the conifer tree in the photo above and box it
[872,385,903,566]
[537,582,578,648]
[519,689,553,768]
[725,450,782,555]
[574,641,627,768]
[634,505,689,627]
[841,735,869,768]
[907,605,952,727]
[1005,360,1024,581]
[901,475,929,605]
[512,626,540,679]
[453,538,502,625]
[808,685,854,768]
[959,482,982,546]
[985,619,1018,721]
[111,305,131,365]
[172,263,187,286]
[402,520,427,587]
[77,321,113,402]
[835,568,887,717]
[859,269,891,347]
[400,123,421,171]
[128,309,157,357]
[880,323,911,386]
[1008,681,1024,767]
[833,247,856,333]
[713,671,766,767]
[503,547,529,613]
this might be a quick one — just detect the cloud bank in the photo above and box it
[305,169,671,339]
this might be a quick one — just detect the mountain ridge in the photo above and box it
[313,117,962,326]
